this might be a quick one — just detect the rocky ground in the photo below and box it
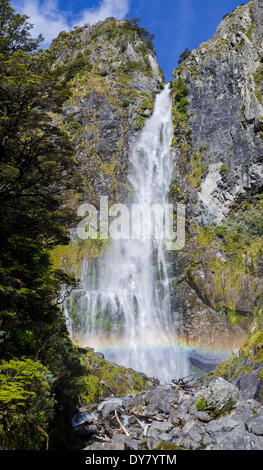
[73,373,263,450]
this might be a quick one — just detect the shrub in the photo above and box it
[0,358,55,450]
[196,398,206,411]
[178,48,191,65]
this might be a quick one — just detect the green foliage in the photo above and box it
[209,397,236,419]
[48,14,162,210]
[0,0,42,55]
[196,397,206,411]
[0,358,55,449]
[220,163,228,173]
[188,149,208,189]
[206,329,263,398]
[254,65,263,105]
[153,442,183,450]
[172,77,189,121]
[192,191,263,320]
[215,194,263,244]
[65,52,92,82]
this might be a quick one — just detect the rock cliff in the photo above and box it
[50,18,164,209]
[168,0,263,360]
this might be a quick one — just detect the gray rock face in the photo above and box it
[233,368,263,401]
[174,0,263,225]
[52,18,164,208]
[167,0,263,354]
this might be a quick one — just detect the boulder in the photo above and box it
[197,377,239,415]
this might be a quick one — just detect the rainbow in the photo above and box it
[73,332,242,358]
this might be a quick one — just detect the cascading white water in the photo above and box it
[65,84,189,382]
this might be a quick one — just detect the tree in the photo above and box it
[0,0,42,55]
[0,0,84,449]
[0,358,55,449]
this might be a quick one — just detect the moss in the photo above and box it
[206,328,263,386]
[220,163,228,173]
[78,349,153,405]
[254,65,263,105]
[50,239,111,279]
[191,194,263,315]
[153,442,183,450]
[196,397,206,411]
[187,148,209,189]
[229,310,241,326]
[241,329,263,363]
[246,23,254,41]
[50,15,164,219]
[169,180,181,198]
[81,375,101,403]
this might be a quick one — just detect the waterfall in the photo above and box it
[65,84,189,382]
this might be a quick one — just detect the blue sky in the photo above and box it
[12,0,245,80]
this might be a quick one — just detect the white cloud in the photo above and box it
[75,0,129,27]
[12,0,69,44]
[12,0,130,46]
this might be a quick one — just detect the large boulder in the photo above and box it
[196,377,239,416]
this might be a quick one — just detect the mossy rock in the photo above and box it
[153,441,183,450]
[50,238,111,278]
[78,349,153,405]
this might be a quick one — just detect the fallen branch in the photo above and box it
[114,410,130,436]
[96,435,112,443]
[143,423,150,437]
[171,375,195,392]
[37,425,49,450]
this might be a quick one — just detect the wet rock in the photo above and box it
[188,350,227,373]
[98,398,123,419]
[74,423,99,439]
